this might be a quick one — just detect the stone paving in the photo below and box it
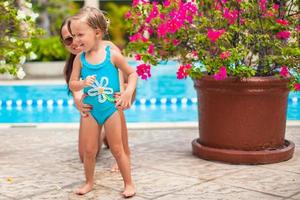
[0,126,299,200]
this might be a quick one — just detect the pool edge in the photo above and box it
[1,121,300,129]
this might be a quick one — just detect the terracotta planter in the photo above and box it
[192,76,295,164]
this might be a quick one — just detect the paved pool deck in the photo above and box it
[0,125,299,200]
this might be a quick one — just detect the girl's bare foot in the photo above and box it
[75,183,93,195]
[110,163,119,172]
[122,184,136,198]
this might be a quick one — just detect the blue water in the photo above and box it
[1,61,300,123]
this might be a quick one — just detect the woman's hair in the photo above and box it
[72,6,109,35]
[60,7,109,93]
[60,17,75,93]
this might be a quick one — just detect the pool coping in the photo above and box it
[0,79,66,85]
[1,121,300,129]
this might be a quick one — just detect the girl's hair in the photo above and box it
[60,17,75,93]
[71,6,109,35]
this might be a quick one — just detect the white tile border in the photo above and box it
[0,121,299,129]
[0,79,65,85]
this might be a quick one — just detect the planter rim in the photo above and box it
[193,75,290,83]
[193,76,290,89]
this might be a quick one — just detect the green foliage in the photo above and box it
[125,0,300,89]
[104,3,130,48]
[0,0,43,78]
[31,36,68,61]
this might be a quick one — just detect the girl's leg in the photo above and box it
[110,109,130,172]
[75,115,101,195]
[78,117,85,163]
[104,111,135,197]
[79,116,103,163]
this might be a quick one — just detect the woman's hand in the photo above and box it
[74,94,92,117]
[114,91,132,110]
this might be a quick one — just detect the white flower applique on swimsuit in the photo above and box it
[87,77,115,103]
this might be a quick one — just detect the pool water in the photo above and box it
[1,61,299,123]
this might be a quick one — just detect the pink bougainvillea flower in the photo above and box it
[223,8,239,25]
[297,25,300,32]
[163,0,171,7]
[294,83,300,91]
[129,33,142,42]
[220,51,231,59]
[148,44,155,54]
[276,19,289,26]
[273,4,280,10]
[157,23,168,38]
[132,0,139,6]
[176,64,192,79]
[215,0,227,11]
[136,63,151,80]
[156,1,198,38]
[132,0,148,7]
[280,65,289,77]
[259,0,267,11]
[263,10,275,17]
[214,66,227,80]
[172,39,180,45]
[146,2,159,23]
[135,54,142,61]
[207,29,225,43]
[125,11,131,19]
[192,51,198,57]
[276,31,291,40]
[239,18,245,25]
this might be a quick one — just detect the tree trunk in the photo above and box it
[84,0,99,8]
[39,0,50,36]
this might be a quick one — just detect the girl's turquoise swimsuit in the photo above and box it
[80,46,120,125]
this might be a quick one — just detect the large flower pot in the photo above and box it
[192,76,295,164]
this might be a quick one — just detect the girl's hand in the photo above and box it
[84,75,96,87]
[75,94,93,117]
[115,90,132,109]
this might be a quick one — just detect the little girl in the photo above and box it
[69,7,137,197]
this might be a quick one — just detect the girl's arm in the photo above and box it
[118,70,125,93]
[111,50,138,108]
[69,55,95,92]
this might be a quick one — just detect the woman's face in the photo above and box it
[61,25,82,55]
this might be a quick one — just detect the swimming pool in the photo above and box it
[1,61,300,123]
